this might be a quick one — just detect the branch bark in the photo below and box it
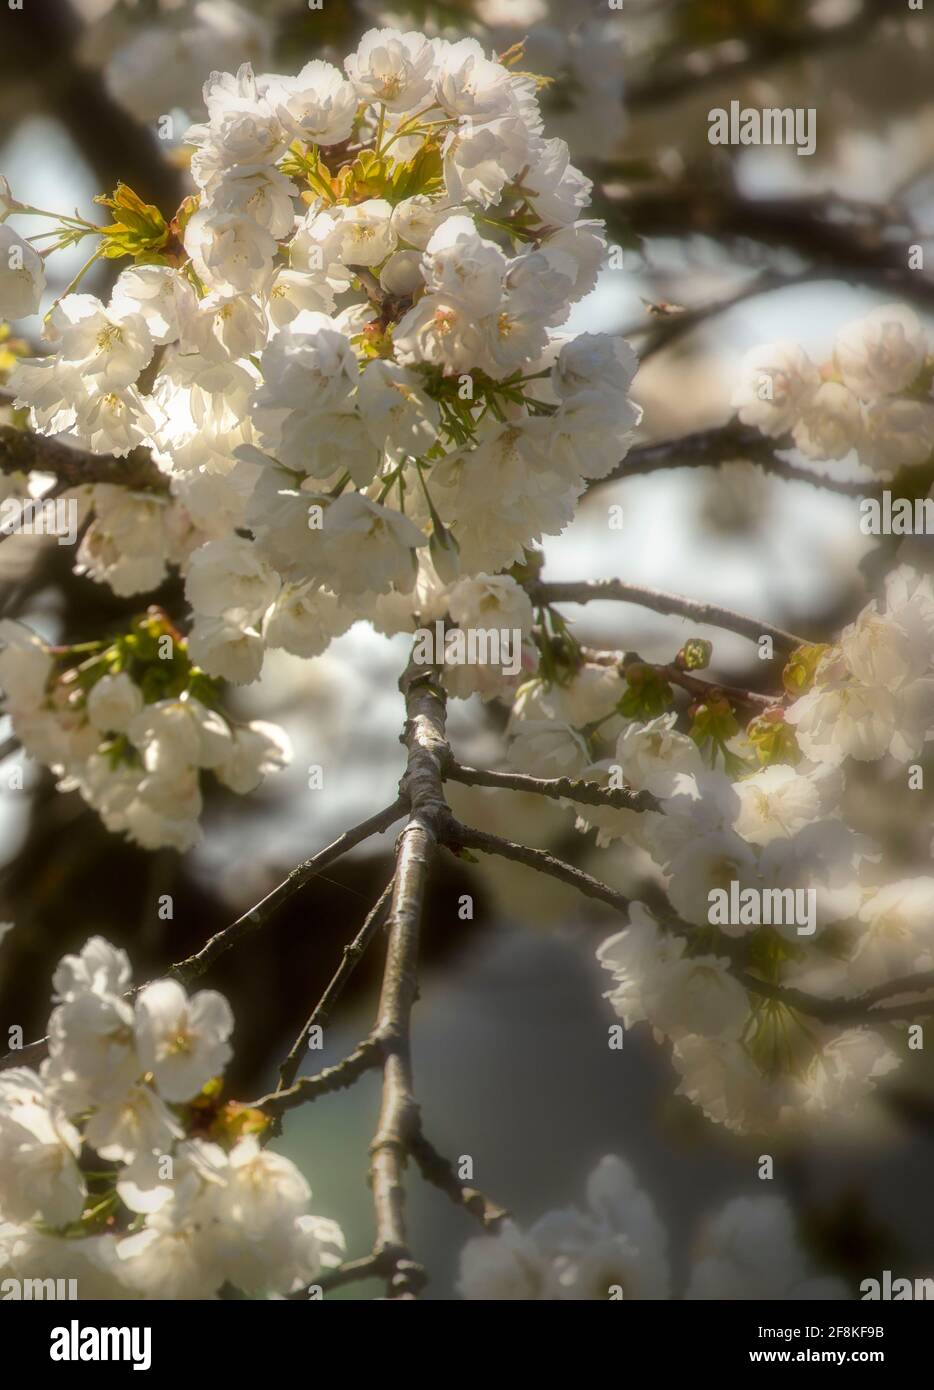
[601,185,934,312]
[366,662,451,1298]
[447,819,633,918]
[447,821,934,1028]
[0,426,168,494]
[409,1131,509,1232]
[444,760,659,814]
[0,1,187,209]
[531,578,807,651]
[601,422,875,496]
[253,1038,382,1118]
[626,0,894,112]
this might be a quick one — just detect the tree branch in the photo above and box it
[736,971,934,1026]
[366,662,451,1298]
[446,819,633,918]
[0,426,168,494]
[166,797,407,987]
[857,968,934,1010]
[602,184,934,311]
[275,878,396,1094]
[409,1129,509,1232]
[444,760,659,814]
[0,797,407,1074]
[301,1129,508,1297]
[0,0,187,209]
[531,578,806,651]
[622,270,828,366]
[447,820,934,1028]
[653,660,777,711]
[252,1037,382,1118]
[580,641,779,715]
[626,0,895,112]
[308,1254,385,1295]
[606,422,876,496]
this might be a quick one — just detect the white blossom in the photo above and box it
[264,59,357,146]
[86,673,145,735]
[344,28,435,112]
[215,721,291,794]
[792,380,862,460]
[0,1070,86,1226]
[834,304,926,400]
[134,979,234,1103]
[0,619,53,707]
[732,341,820,437]
[186,616,266,684]
[50,294,153,389]
[110,265,197,347]
[185,535,280,627]
[685,1197,849,1300]
[0,225,45,319]
[460,1156,670,1300]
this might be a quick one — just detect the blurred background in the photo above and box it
[1,0,934,1297]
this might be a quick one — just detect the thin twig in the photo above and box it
[655,662,777,711]
[252,1037,382,1118]
[276,878,395,1094]
[311,1254,385,1294]
[531,579,807,651]
[602,181,934,313]
[447,819,632,917]
[0,799,407,1074]
[166,797,407,987]
[604,422,875,496]
[855,968,934,1010]
[444,760,659,813]
[736,971,934,1026]
[625,269,830,366]
[448,820,934,1027]
[409,1130,509,1232]
[580,642,778,712]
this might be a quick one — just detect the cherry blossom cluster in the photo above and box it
[0,614,290,852]
[501,564,934,1134]
[0,22,930,1161]
[76,484,201,598]
[0,937,344,1298]
[597,903,901,1136]
[2,27,640,698]
[80,2,627,165]
[459,1155,849,1299]
[733,303,934,474]
[785,567,934,767]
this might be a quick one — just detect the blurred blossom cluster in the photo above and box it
[459,1155,849,1299]
[0,936,343,1298]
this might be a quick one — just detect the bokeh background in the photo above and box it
[1,0,934,1297]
